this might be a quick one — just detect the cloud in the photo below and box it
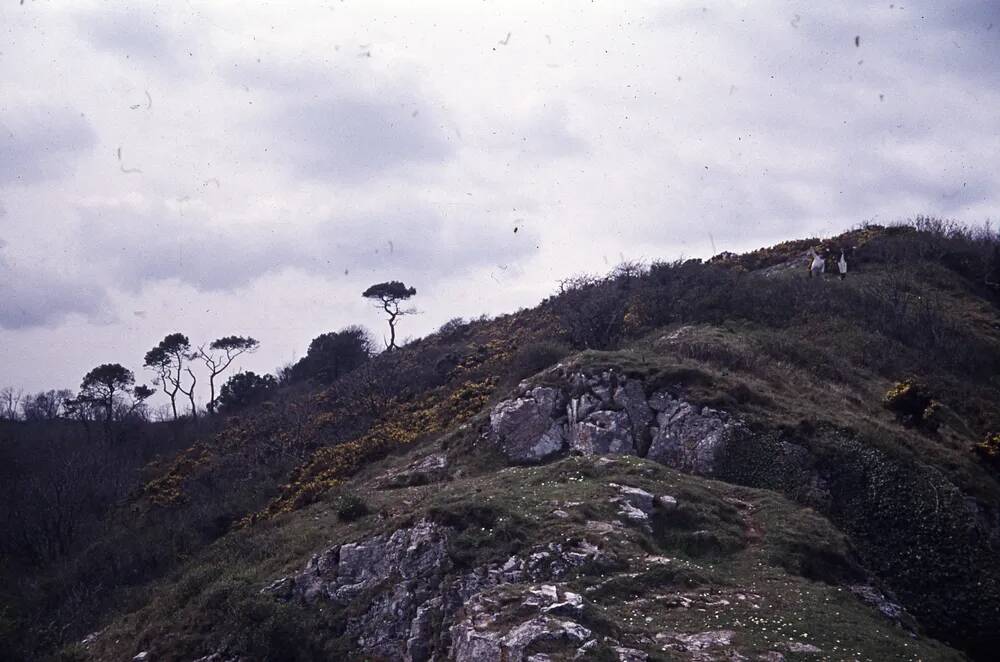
[0,105,97,186]
[0,241,110,330]
[229,60,455,183]
[71,194,537,292]
[74,7,184,71]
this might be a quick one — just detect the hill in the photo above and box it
[3,219,1000,661]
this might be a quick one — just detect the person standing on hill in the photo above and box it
[809,250,826,278]
[838,251,848,280]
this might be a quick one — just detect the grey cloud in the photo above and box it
[0,105,96,186]
[72,200,537,292]
[274,96,453,180]
[230,61,454,182]
[0,242,110,330]
[501,104,587,160]
[75,7,181,70]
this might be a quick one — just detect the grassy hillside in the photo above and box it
[4,220,1000,661]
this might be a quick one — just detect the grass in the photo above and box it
[86,452,963,661]
[12,223,1000,661]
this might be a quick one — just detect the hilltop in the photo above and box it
[3,219,1000,662]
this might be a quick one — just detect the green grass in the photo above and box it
[86,451,963,661]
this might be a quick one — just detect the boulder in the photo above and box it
[378,453,449,489]
[569,410,635,456]
[658,629,736,652]
[490,388,567,464]
[451,614,592,662]
[646,397,737,475]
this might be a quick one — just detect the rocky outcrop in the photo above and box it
[263,520,452,661]
[379,453,449,489]
[489,387,567,463]
[450,585,593,662]
[646,394,741,474]
[488,367,743,475]
[850,584,918,631]
[262,521,619,662]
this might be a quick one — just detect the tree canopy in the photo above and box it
[144,333,195,420]
[198,335,260,414]
[362,281,417,302]
[363,281,417,351]
[80,363,135,421]
[290,326,374,383]
[216,371,277,413]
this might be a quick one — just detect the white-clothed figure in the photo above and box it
[810,251,826,278]
[838,252,848,280]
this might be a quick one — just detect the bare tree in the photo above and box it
[0,386,23,421]
[21,389,73,421]
[194,336,260,414]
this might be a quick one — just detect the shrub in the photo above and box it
[510,341,572,379]
[335,494,370,522]
[883,380,936,428]
[976,432,1000,466]
[216,372,277,413]
[436,317,467,339]
[289,326,375,384]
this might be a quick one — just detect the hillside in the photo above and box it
[4,220,1000,662]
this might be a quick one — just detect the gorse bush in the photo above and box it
[883,380,937,428]
[976,433,1000,466]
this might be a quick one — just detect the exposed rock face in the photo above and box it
[488,368,744,475]
[850,584,917,631]
[263,521,618,662]
[646,395,738,475]
[490,387,567,463]
[450,585,593,662]
[571,409,636,455]
[263,520,452,661]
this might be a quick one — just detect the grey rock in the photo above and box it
[660,629,736,651]
[591,384,612,404]
[379,453,449,489]
[657,495,678,510]
[570,410,635,455]
[574,639,600,659]
[406,596,442,662]
[613,646,648,662]
[614,485,656,513]
[490,391,567,464]
[615,500,650,525]
[646,396,738,474]
[613,379,654,453]
[783,641,822,654]
[850,584,917,630]
[451,612,592,662]
[585,520,622,536]
[263,520,451,661]
[541,590,584,618]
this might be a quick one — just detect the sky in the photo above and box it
[1,0,999,408]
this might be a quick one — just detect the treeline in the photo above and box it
[0,280,420,425]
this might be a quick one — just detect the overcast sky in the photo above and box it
[2,0,999,405]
